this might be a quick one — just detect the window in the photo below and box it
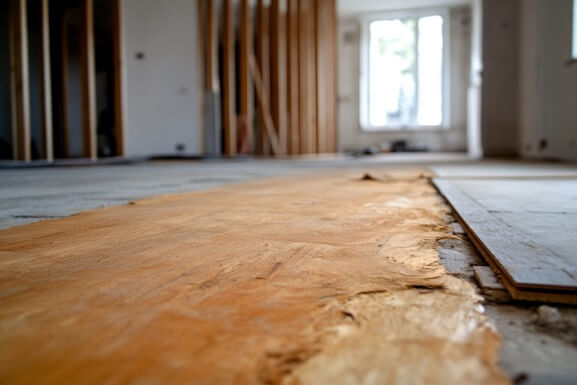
[360,10,449,130]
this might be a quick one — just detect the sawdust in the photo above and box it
[0,169,509,385]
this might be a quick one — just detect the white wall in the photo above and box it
[337,6,471,153]
[338,0,471,16]
[466,0,482,158]
[123,0,202,157]
[519,0,577,162]
[481,0,519,157]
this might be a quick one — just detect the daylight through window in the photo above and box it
[364,13,445,129]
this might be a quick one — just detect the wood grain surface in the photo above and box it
[0,171,508,385]
[434,178,577,303]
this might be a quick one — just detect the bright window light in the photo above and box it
[363,12,446,129]
[417,16,443,126]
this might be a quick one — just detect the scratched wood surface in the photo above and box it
[434,178,577,303]
[0,171,508,385]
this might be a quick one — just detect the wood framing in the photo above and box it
[326,0,337,153]
[249,54,281,156]
[314,0,337,154]
[40,0,53,161]
[307,0,317,154]
[222,0,236,156]
[297,0,317,154]
[297,0,307,154]
[60,10,70,158]
[255,0,270,154]
[269,0,287,154]
[315,0,327,154]
[112,0,124,156]
[8,0,19,160]
[11,0,31,161]
[81,0,97,160]
[239,0,253,154]
[287,0,299,155]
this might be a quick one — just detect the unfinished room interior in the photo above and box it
[1,0,577,384]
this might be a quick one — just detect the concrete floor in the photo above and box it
[1,153,577,384]
[0,153,467,229]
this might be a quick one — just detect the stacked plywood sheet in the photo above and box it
[434,174,577,304]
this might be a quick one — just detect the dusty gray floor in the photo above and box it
[440,223,577,385]
[2,154,577,384]
[434,162,577,385]
[0,153,466,229]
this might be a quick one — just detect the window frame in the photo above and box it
[359,8,451,132]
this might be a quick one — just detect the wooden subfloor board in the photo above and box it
[433,178,577,304]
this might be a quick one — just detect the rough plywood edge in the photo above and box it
[433,178,577,289]
[473,266,510,302]
[467,218,577,304]
[473,266,505,290]
[433,178,577,305]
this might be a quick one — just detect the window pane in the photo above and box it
[417,15,443,126]
[368,19,416,127]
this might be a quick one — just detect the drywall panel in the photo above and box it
[519,0,577,162]
[481,0,519,157]
[123,0,201,157]
[337,7,471,153]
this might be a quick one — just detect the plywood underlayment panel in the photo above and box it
[433,178,577,304]
[0,170,508,385]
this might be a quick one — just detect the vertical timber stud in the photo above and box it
[41,0,53,161]
[113,0,124,156]
[315,0,327,154]
[270,0,287,154]
[12,0,31,161]
[82,0,97,160]
[327,0,337,152]
[222,0,236,156]
[9,0,18,160]
[297,0,308,154]
[307,0,317,154]
[239,0,253,154]
[250,54,281,155]
[287,0,299,154]
[61,11,70,157]
[201,0,221,156]
[256,0,270,154]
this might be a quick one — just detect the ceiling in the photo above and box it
[338,0,472,16]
